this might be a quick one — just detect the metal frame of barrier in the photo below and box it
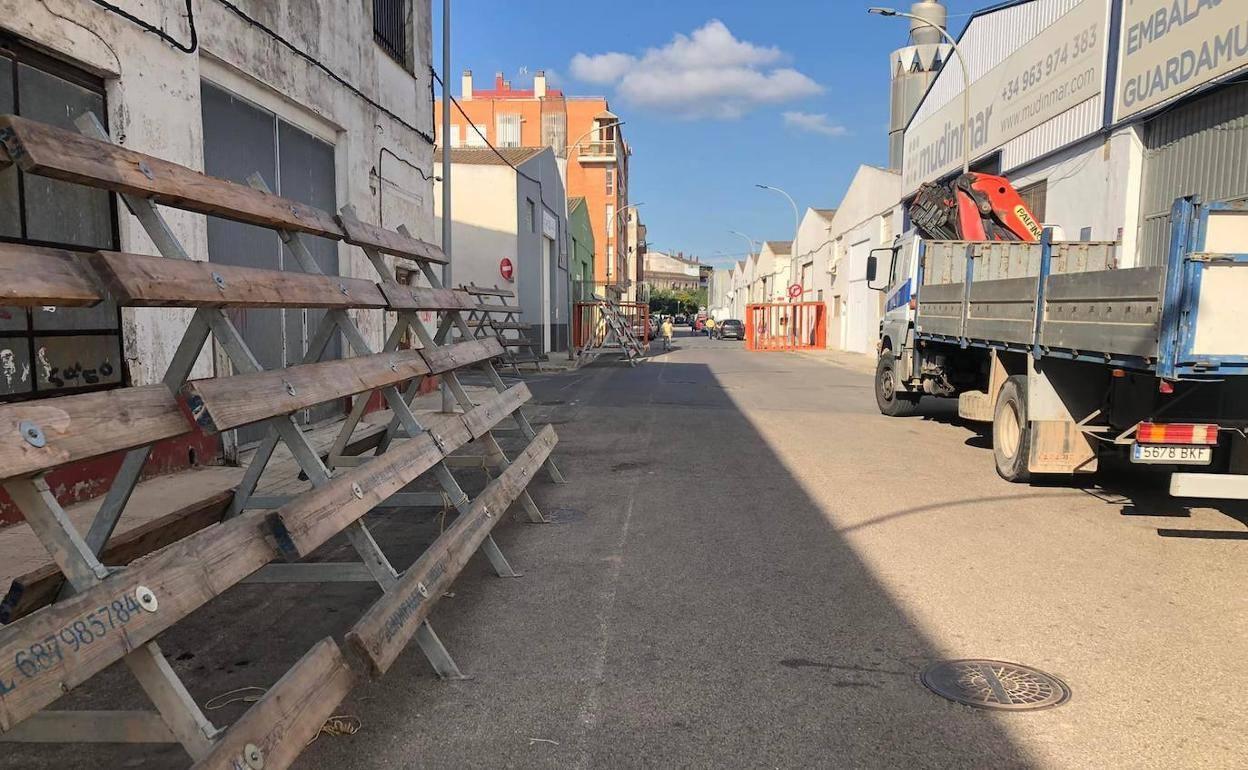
[745,302,826,352]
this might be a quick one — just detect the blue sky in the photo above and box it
[433,1,985,268]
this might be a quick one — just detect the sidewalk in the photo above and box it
[795,347,878,374]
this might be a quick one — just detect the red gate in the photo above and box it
[745,302,826,351]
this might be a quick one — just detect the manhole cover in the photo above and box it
[547,507,586,523]
[921,660,1070,711]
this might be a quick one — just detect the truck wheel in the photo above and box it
[993,375,1031,483]
[875,350,918,417]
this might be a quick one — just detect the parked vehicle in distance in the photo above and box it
[692,316,704,332]
[674,314,687,325]
[717,319,744,340]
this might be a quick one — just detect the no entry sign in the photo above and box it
[500,258,514,282]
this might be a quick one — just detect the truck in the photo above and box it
[868,196,1248,499]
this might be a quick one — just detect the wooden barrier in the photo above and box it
[0,112,566,768]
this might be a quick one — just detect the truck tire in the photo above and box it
[875,350,918,417]
[993,375,1031,483]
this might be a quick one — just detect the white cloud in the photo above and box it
[569,20,822,120]
[783,111,848,137]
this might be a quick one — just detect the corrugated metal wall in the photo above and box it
[910,0,1089,125]
[1140,84,1248,266]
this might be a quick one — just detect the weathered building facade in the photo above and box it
[0,0,435,520]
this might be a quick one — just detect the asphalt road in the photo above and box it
[9,328,1246,768]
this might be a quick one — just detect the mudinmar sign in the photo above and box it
[1116,0,1248,120]
[902,0,1105,195]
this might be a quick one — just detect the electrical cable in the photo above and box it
[430,69,540,186]
[377,145,436,229]
[88,0,434,144]
[90,0,196,53]
[214,0,434,145]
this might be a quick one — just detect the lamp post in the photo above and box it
[755,184,800,301]
[440,0,454,412]
[729,229,758,259]
[613,202,644,300]
[869,6,970,176]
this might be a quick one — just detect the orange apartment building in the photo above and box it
[435,70,635,298]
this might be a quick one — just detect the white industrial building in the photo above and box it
[780,0,1248,357]
[903,0,1248,268]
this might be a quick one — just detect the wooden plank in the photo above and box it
[467,320,530,330]
[475,303,525,314]
[378,283,477,312]
[88,251,387,309]
[0,115,344,240]
[0,491,233,624]
[419,339,505,375]
[0,244,103,307]
[460,285,515,297]
[183,351,431,433]
[0,508,275,733]
[0,386,189,482]
[345,424,558,677]
[336,214,448,264]
[459,383,531,440]
[190,637,354,770]
[499,338,535,347]
[266,413,473,561]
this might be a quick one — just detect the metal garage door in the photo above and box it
[1140,84,1248,266]
[201,82,341,445]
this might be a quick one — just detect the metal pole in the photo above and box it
[756,185,800,301]
[441,0,454,411]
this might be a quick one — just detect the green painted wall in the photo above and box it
[568,198,596,300]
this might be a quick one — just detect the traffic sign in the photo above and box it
[788,283,802,299]
[500,257,514,281]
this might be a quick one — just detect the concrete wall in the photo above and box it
[515,150,569,353]
[0,0,435,385]
[825,166,902,354]
[1008,126,1144,264]
[434,164,519,292]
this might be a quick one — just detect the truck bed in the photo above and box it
[913,199,1248,380]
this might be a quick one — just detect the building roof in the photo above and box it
[764,240,792,255]
[435,147,546,166]
[568,196,587,213]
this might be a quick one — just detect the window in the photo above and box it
[597,120,616,142]
[202,82,340,441]
[1017,180,1048,223]
[605,167,614,195]
[1,37,122,401]
[373,0,408,67]
[445,124,461,148]
[467,123,487,148]
[496,113,521,148]
[605,204,614,237]
[526,198,536,232]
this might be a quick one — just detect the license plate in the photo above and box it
[1131,443,1212,465]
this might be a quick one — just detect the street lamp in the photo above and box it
[869,6,970,175]
[729,229,758,259]
[755,184,800,301]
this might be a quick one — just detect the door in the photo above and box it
[542,236,553,353]
[846,238,874,354]
[201,82,341,445]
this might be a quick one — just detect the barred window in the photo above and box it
[373,0,408,67]
[1,36,122,402]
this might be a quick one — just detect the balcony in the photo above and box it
[576,140,617,163]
